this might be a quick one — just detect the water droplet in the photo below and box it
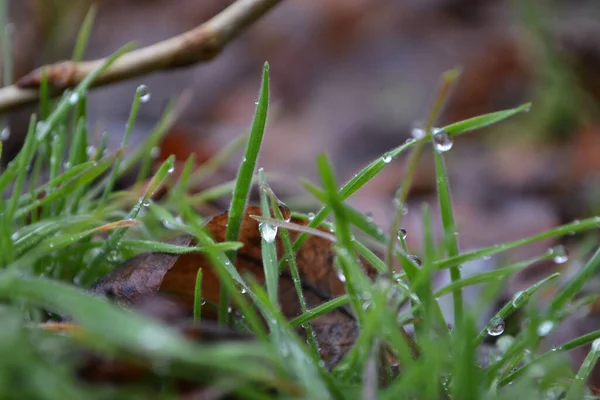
[550,245,568,264]
[167,166,175,174]
[137,84,151,103]
[150,147,160,159]
[537,320,554,336]
[336,269,346,282]
[408,255,422,266]
[397,228,407,240]
[10,232,19,241]
[69,92,79,105]
[522,104,531,113]
[307,212,315,221]
[259,222,277,243]
[1,127,10,141]
[365,212,374,223]
[511,290,529,308]
[592,338,600,352]
[63,161,71,169]
[393,199,409,215]
[86,145,96,157]
[483,255,491,261]
[382,153,392,163]
[487,316,505,336]
[227,306,233,313]
[143,200,151,207]
[241,288,247,295]
[433,131,453,152]
[107,250,122,262]
[411,122,425,139]
[277,200,292,222]
[200,299,206,306]
[254,100,259,105]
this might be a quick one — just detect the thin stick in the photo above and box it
[0,0,282,112]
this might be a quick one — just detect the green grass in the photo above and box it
[1,44,600,399]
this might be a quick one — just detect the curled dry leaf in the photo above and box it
[91,206,378,366]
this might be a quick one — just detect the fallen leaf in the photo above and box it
[91,206,378,366]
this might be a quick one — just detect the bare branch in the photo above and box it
[0,0,282,113]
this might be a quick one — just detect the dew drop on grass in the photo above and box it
[0,127,9,141]
[487,316,505,336]
[393,199,409,215]
[107,250,122,263]
[307,212,315,221]
[382,153,392,163]
[150,147,160,159]
[69,92,79,105]
[511,290,529,308]
[86,145,96,157]
[408,255,422,266]
[537,320,554,336]
[592,338,600,352]
[522,104,531,113]
[137,84,151,103]
[433,130,453,152]
[167,166,175,174]
[143,200,151,207]
[411,122,425,139]
[397,228,407,240]
[550,245,568,264]
[365,212,374,223]
[259,222,277,243]
[336,269,346,283]
[241,288,247,295]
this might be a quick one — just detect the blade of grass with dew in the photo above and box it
[435,252,554,298]
[14,153,118,219]
[108,155,175,247]
[287,102,532,261]
[549,246,600,315]
[315,153,369,323]
[289,295,350,327]
[474,272,560,345]
[258,169,279,307]
[119,240,241,253]
[260,180,321,357]
[171,153,196,201]
[1,116,38,263]
[220,62,270,323]
[180,204,268,340]
[432,123,464,329]
[434,217,600,269]
[385,68,461,275]
[71,5,97,62]
[194,268,203,323]
[100,84,146,205]
[13,216,102,256]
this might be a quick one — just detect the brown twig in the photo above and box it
[0,0,282,113]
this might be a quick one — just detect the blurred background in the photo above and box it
[3,0,600,381]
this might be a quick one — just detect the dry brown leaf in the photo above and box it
[91,205,378,366]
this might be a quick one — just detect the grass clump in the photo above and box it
[1,44,600,400]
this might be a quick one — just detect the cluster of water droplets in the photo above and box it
[410,124,454,152]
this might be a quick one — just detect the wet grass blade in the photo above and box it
[220,62,270,323]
